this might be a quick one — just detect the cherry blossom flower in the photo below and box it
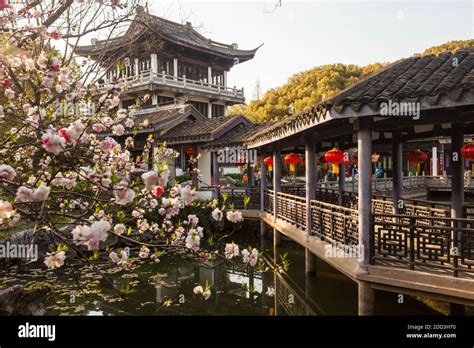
[125,118,134,128]
[211,207,223,221]
[114,224,126,235]
[0,164,16,181]
[141,171,158,190]
[113,181,135,205]
[193,285,204,295]
[99,137,118,153]
[224,242,239,260]
[71,220,111,251]
[41,130,66,155]
[226,210,244,224]
[242,248,259,267]
[202,290,211,300]
[154,186,164,197]
[16,184,50,203]
[112,124,125,136]
[138,246,150,258]
[180,185,196,205]
[44,251,66,270]
[185,229,201,251]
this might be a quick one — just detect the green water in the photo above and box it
[0,226,442,316]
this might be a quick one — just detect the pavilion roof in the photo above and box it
[324,49,474,113]
[246,49,474,148]
[160,115,252,145]
[128,104,207,136]
[204,122,270,150]
[74,6,260,63]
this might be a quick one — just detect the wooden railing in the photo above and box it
[277,192,307,230]
[262,187,474,276]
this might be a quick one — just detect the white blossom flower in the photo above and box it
[226,210,244,224]
[112,124,125,136]
[113,181,135,205]
[211,208,223,221]
[114,224,126,235]
[44,251,66,269]
[224,242,240,260]
[0,164,16,181]
[180,185,196,205]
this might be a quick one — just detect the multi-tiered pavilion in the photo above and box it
[75,6,262,197]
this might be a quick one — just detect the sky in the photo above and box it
[146,0,473,103]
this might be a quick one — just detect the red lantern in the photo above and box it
[461,142,474,161]
[185,146,196,156]
[324,148,344,164]
[264,156,274,172]
[284,153,302,172]
[407,150,428,164]
[407,149,428,174]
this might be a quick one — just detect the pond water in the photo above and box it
[0,223,443,316]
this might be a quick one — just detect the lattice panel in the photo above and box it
[415,226,451,264]
[460,229,474,267]
[376,224,409,258]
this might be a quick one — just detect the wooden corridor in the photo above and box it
[223,184,474,309]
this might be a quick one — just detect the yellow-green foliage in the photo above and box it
[231,39,474,123]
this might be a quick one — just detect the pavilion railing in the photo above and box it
[276,192,307,230]
[262,188,474,276]
[311,200,359,246]
[264,189,274,214]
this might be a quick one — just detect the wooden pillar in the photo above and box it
[338,163,346,206]
[451,123,464,277]
[173,58,178,80]
[247,163,254,188]
[358,281,375,315]
[358,117,373,267]
[273,144,281,223]
[305,135,317,274]
[392,130,403,214]
[260,155,267,211]
[212,151,219,200]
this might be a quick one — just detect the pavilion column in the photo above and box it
[150,54,158,77]
[223,70,228,87]
[305,134,316,275]
[358,281,375,315]
[134,58,139,77]
[273,145,282,246]
[208,66,212,84]
[451,123,465,277]
[247,163,254,188]
[173,58,178,80]
[357,117,373,267]
[207,103,212,119]
[392,130,403,214]
[338,163,346,207]
[260,155,267,211]
[212,151,220,200]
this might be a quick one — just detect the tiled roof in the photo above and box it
[324,49,474,113]
[75,6,260,61]
[204,122,271,149]
[161,115,251,144]
[133,104,206,133]
[246,49,474,148]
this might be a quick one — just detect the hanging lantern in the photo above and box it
[408,149,428,174]
[461,142,474,161]
[324,148,344,164]
[264,156,274,172]
[407,150,428,164]
[184,146,196,156]
[284,153,302,172]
